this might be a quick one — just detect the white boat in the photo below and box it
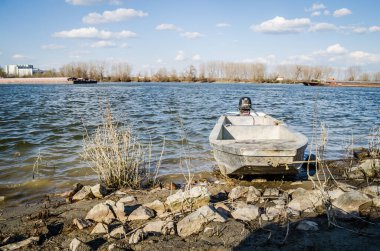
[209,112,308,176]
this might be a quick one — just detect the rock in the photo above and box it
[348,159,380,178]
[361,185,380,197]
[165,186,211,212]
[109,226,127,239]
[72,186,93,201]
[73,218,93,230]
[91,223,109,235]
[0,236,39,251]
[231,204,259,221]
[272,198,286,209]
[107,243,125,251]
[332,190,371,218]
[288,188,323,214]
[143,220,165,234]
[69,238,91,251]
[118,196,137,204]
[266,207,281,221]
[228,186,249,200]
[163,182,179,190]
[177,205,226,237]
[129,229,145,244]
[296,220,319,231]
[373,198,380,207]
[115,191,127,196]
[91,184,107,198]
[85,202,116,223]
[0,196,4,202]
[128,206,155,221]
[214,202,231,217]
[335,182,357,192]
[327,189,345,200]
[162,221,176,235]
[246,186,261,203]
[111,202,127,222]
[143,200,166,215]
[263,188,279,197]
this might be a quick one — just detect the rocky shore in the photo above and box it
[1,157,380,251]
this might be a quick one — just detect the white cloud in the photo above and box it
[306,3,327,12]
[352,27,367,34]
[216,23,231,28]
[83,8,148,24]
[90,40,116,48]
[369,26,380,32]
[333,8,352,17]
[251,16,311,34]
[155,23,180,31]
[309,22,337,32]
[243,55,276,65]
[53,27,137,39]
[349,51,380,63]
[281,55,314,65]
[192,54,201,61]
[41,44,66,50]
[175,50,186,61]
[180,32,204,39]
[323,10,330,16]
[326,43,347,54]
[65,0,121,5]
[12,54,31,60]
[311,11,321,17]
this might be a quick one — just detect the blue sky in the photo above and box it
[1,0,380,74]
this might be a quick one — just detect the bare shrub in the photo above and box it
[82,107,160,189]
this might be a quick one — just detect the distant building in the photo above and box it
[4,64,34,77]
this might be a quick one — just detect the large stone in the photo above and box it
[73,218,93,230]
[72,186,93,201]
[348,159,380,178]
[327,189,345,200]
[143,200,166,215]
[177,205,226,237]
[231,204,259,221]
[332,190,371,218]
[288,188,323,214]
[228,186,249,200]
[246,186,261,203]
[91,184,107,198]
[165,186,210,212]
[129,229,146,244]
[109,226,127,239]
[111,202,127,222]
[143,220,165,234]
[361,185,380,197]
[263,188,279,197]
[85,202,117,223]
[118,196,137,204]
[296,220,319,231]
[128,206,155,221]
[0,236,39,251]
[69,238,91,251]
[265,207,282,221]
[91,223,109,235]
[162,221,176,235]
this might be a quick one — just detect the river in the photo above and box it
[0,82,379,206]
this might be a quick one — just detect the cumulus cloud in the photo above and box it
[53,27,137,39]
[192,54,201,61]
[352,27,367,34]
[309,22,337,32]
[369,26,380,32]
[323,10,330,16]
[83,8,148,24]
[180,32,204,39]
[66,0,121,5]
[12,54,31,60]
[306,3,327,12]
[349,51,380,63]
[242,55,276,65]
[155,23,180,31]
[175,50,186,61]
[326,44,347,54]
[41,44,66,50]
[90,40,116,48]
[333,8,352,17]
[216,23,231,28]
[311,11,321,17]
[251,16,311,34]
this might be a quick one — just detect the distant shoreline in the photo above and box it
[0,77,70,84]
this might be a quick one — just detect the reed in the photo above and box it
[82,106,161,189]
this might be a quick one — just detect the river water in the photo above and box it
[0,83,379,206]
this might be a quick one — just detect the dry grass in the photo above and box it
[82,106,161,189]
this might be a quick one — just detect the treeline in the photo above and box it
[2,61,380,82]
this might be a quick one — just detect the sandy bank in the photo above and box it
[0,77,70,84]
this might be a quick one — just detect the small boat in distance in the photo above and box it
[67,77,97,84]
[209,97,308,176]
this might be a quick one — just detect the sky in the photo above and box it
[1,0,380,74]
